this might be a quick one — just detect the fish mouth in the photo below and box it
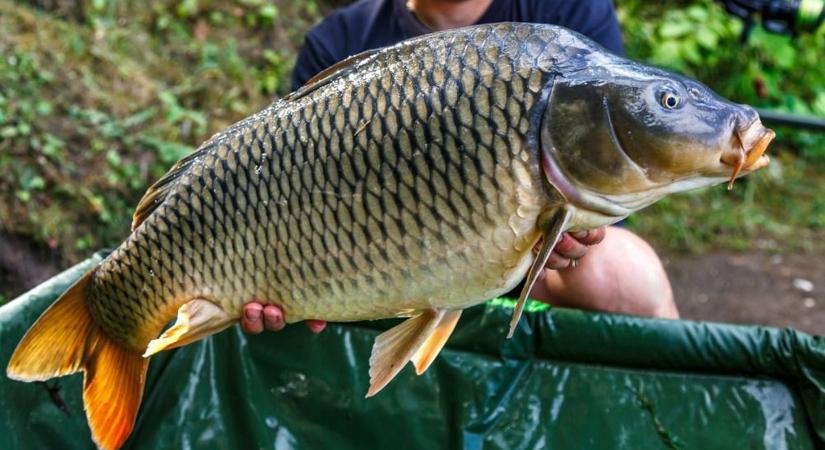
[720,122,775,189]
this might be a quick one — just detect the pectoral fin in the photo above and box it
[367,309,461,397]
[507,208,572,338]
[143,299,233,357]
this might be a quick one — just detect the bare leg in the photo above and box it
[529,227,678,319]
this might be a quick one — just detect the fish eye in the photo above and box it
[660,91,680,110]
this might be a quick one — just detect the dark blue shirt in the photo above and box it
[292,0,624,89]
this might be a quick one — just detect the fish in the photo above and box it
[7,22,773,450]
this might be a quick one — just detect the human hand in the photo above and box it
[239,229,606,333]
[241,302,327,334]
[543,227,606,270]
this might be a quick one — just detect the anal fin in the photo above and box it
[507,208,573,338]
[367,309,461,397]
[143,299,233,357]
[411,310,462,375]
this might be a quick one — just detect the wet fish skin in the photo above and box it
[90,22,567,350]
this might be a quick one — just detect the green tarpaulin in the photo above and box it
[1,253,824,449]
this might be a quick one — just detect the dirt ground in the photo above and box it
[664,251,825,335]
[0,231,822,336]
[0,232,61,302]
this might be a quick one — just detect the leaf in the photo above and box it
[176,0,199,18]
[1,126,17,138]
[259,5,278,22]
[651,41,684,69]
[686,5,708,21]
[813,92,825,117]
[42,134,64,158]
[140,136,194,165]
[28,176,45,190]
[35,101,53,116]
[771,44,797,69]
[695,28,718,50]
[659,21,693,39]
[680,41,703,65]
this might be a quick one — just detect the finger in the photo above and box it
[305,320,327,334]
[544,251,571,270]
[552,233,589,260]
[262,305,286,331]
[241,303,264,334]
[570,227,606,246]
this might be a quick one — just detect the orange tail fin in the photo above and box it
[7,269,149,450]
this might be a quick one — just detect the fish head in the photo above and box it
[540,60,774,222]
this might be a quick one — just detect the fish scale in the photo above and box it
[84,23,560,351]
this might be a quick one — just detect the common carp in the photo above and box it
[7,23,773,450]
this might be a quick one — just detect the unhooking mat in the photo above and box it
[1,252,824,449]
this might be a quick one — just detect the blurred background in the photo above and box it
[0,0,823,333]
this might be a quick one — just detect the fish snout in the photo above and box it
[738,121,775,170]
[719,114,775,188]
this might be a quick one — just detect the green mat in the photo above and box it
[1,252,823,449]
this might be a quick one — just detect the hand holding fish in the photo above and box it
[241,303,327,334]
[239,227,606,334]
[544,228,605,269]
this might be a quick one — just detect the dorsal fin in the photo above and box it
[283,48,382,102]
[131,144,211,230]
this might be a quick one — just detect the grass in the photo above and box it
[0,0,321,261]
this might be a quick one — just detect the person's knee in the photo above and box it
[539,227,678,319]
[601,227,678,319]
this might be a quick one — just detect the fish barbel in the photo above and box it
[7,23,773,450]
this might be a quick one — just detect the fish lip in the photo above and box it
[720,122,775,175]
[742,127,775,170]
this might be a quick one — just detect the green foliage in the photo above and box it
[0,0,322,261]
[0,47,62,241]
[625,153,825,253]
